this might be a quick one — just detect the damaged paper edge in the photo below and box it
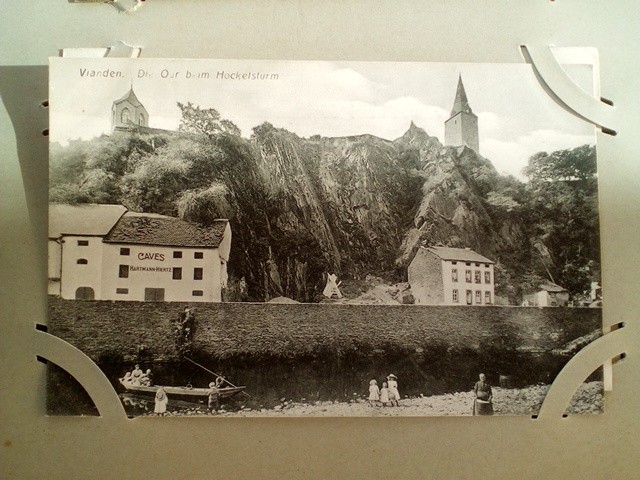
[70,0,145,14]
[60,42,142,58]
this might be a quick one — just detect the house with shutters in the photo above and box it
[408,246,495,306]
[48,203,231,302]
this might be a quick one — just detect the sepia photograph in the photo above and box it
[47,57,602,417]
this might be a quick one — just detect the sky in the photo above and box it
[50,58,595,180]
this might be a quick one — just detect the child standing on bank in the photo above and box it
[368,379,380,406]
[379,381,390,407]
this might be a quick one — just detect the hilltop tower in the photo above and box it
[111,88,149,131]
[444,75,479,154]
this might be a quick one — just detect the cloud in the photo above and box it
[477,111,500,135]
[482,129,595,179]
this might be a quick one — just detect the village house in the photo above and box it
[408,246,495,306]
[522,282,569,307]
[48,203,231,302]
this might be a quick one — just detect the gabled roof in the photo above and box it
[425,246,494,264]
[538,282,567,293]
[449,75,474,118]
[114,88,144,108]
[104,212,228,248]
[49,203,127,238]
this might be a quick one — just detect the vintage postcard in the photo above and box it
[47,57,602,417]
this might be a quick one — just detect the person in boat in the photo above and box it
[140,369,152,386]
[215,376,225,388]
[472,373,494,415]
[387,374,400,406]
[131,364,144,386]
[122,371,132,384]
[368,379,380,406]
[154,386,168,416]
[208,382,220,413]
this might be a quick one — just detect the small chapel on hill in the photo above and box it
[110,87,174,136]
[112,88,149,131]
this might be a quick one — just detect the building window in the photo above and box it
[475,263,480,267]
[121,107,130,123]
[192,290,204,297]
[77,240,89,246]
[465,270,472,283]
[485,291,492,304]
[138,113,144,125]
[485,271,491,284]
[452,268,458,282]
[452,289,459,303]
[119,265,129,278]
[475,291,482,304]
[465,262,471,266]
[194,268,203,280]
[451,261,457,265]
[116,288,129,295]
[144,288,164,302]
[120,247,130,256]
[77,258,88,265]
[474,271,481,283]
[173,267,182,280]
[466,290,473,305]
[194,252,204,259]
[173,251,182,259]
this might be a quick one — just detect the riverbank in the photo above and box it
[145,381,603,417]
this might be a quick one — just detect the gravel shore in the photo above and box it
[152,381,603,417]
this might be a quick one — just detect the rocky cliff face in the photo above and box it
[49,122,570,303]
[237,125,420,300]
[224,121,528,301]
[394,125,527,269]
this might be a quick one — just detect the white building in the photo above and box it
[408,246,495,305]
[48,203,231,302]
[522,282,569,307]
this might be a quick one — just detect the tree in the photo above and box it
[177,102,241,137]
[177,183,233,224]
[522,145,599,296]
[523,144,596,182]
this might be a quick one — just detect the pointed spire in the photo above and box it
[114,87,143,107]
[450,74,473,117]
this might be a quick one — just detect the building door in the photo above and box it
[75,287,95,300]
[144,288,165,302]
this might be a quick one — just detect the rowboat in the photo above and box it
[118,378,246,400]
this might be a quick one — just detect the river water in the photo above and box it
[47,350,600,416]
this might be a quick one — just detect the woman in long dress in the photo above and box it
[154,386,168,416]
[472,373,494,415]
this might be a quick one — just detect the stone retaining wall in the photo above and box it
[48,298,602,364]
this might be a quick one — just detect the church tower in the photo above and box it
[111,88,149,132]
[444,75,479,154]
